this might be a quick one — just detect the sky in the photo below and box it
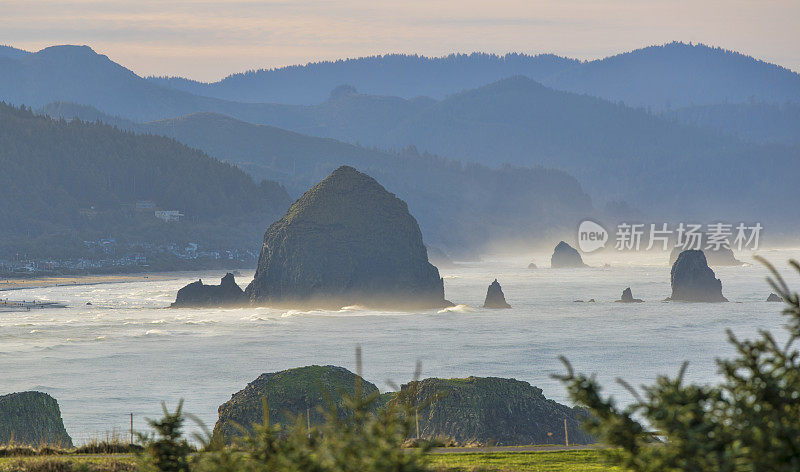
[1,0,798,82]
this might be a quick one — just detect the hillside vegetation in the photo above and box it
[147,43,800,110]
[40,105,593,251]
[0,392,72,447]
[0,103,291,260]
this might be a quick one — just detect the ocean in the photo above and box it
[1,248,795,444]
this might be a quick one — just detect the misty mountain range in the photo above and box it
[146,43,800,111]
[2,41,800,253]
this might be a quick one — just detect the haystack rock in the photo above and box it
[245,166,452,309]
[551,241,587,268]
[616,287,643,303]
[483,279,511,309]
[171,273,246,307]
[668,250,728,302]
[767,293,782,302]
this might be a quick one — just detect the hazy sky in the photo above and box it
[1,0,798,81]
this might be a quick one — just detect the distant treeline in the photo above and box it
[0,103,291,259]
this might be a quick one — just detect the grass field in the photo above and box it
[428,449,621,471]
[0,455,135,471]
[0,449,620,471]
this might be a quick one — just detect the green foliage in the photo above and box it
[0,456,135,472]
[137,402,193,472]
[148,351,431,472]
[214,365,381,441]
[0,392,72,448]
[0,103,291,259]
[556,257,800,471]
[427,449,621,472]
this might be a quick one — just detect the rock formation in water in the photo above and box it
[483,279,511,309]
[669,240,743,267]
[527,262,537,269]
[0,392,73,447]
[245,166,451,309]
[214,365,379,440]
[397,376,593,446]
[668,250,728,302]
[171,273,246,307]
[550,241,587,268]
[767,293,782,302]
[616,287,643,303]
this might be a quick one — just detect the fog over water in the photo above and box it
[1,247,796,444]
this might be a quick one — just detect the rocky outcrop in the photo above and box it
[527,262,537,269]
[767,293,782,302]
[616,287,643,303]
[550,241,587,268]
[399,377,593,445]
[668,250,728,302]
[483,279,511,309]
[0,392,72,447]
[669,241,742,267]
[245,166,451,309]
[171,273,246,307]
[213,365,378,440]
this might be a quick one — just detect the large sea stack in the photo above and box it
[669,250,728,302]
[171,273,246,307]
[214,366,378,440]
[669,241,742,267]
[550,241,587,268]
[400,377,593,445]
[483,279,511,308]
[0,392,73,447]
[245,166,451,309]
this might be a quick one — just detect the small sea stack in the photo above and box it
[171,273,246,307]
[551,241,587,268]
[616,287,643,303]
[483,279,511,309]
[527,262,537,269]
[668,250,728,302]
[767,293,782,302]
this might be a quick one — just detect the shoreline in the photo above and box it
[0,273,177,292]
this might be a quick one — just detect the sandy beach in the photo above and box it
[0,274,175,292]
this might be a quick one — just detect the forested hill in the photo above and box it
[39,105,594,251]
[149,53,579,105]
[0,103,291,259]
[545,42,800,110]
[147,43,800,109]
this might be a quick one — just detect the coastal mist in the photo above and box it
[0,249,791,443]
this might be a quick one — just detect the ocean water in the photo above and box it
[1,248,797,444]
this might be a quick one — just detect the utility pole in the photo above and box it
[307,407,311,437]
[564,418,569,446]
[130,413,134,446]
